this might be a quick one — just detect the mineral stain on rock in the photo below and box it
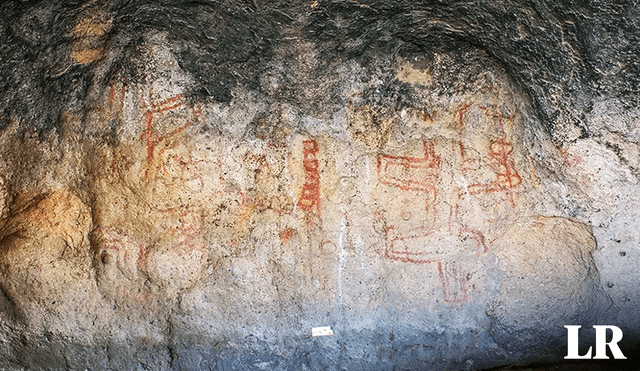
[1,0,640,370]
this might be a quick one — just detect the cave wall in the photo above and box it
[0,1,639,370]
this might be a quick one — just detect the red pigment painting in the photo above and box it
[297,139,321,218]
[377,140,441,226]
[139,86,205,183]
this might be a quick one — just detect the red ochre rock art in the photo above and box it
[97,82,207,195]
[448,105,525,237]
[292,139,342,255]
[279,227,295,243]
[94,208,207,300]
[377,140,441,226]
[0,4,635,368]
[376,139,484,303]
[374,103,527,303]
[139,86,206,187]
[297,139,322,219]
[461,107,522,208]
[87,83,213,302]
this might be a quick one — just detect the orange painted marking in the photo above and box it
[378,140,441,225]
[382,224,478,304]
[453,104,476,168]
[139,88,204,183]
[280,228,295,243]
[298,140,322,217]
[466,137,522,207]
[438,261,468,304]
[96,227,130,269]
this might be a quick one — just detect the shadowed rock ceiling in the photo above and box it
[2,0,638,140]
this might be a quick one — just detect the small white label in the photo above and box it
[312,326,333,337]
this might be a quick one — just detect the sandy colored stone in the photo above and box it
[346,103,395,150]
[491,216,596,280]
[0,190,95,330]
[68,13,112,65]
[489,216,609,354]
[24,189,92,248]
[0,175,8,222]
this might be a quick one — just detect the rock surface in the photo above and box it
[0,0,639,370]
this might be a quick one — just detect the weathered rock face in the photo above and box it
[0,1,639,370]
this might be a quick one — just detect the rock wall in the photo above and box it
[0,1,639,370]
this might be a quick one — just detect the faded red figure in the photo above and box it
[92,83,209,302]
[376,103,523,304]
[298,139,322,219]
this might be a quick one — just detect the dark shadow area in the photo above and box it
[484,341,640,370]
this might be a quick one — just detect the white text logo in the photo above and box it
[565,325,627,360]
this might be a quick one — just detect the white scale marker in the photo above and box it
[312,326,334,337]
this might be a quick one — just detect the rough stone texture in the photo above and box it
[0,0,639,370]
[490,216,608,358]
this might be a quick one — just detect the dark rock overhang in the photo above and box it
[1,0,638,143]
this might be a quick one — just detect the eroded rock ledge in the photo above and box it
[0,1,639,370]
